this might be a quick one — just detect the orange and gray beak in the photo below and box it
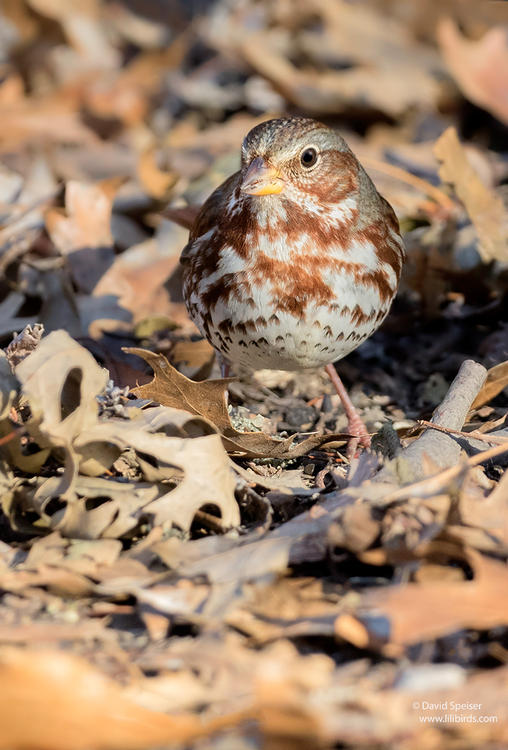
[240,156,285,196]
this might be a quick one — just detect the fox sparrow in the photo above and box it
[180,117,405,457]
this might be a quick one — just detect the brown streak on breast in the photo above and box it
[199,274,253,312]
[282,202,356,249]
[358,222,404,281]
[350,304,373,325]
[250,252,335,316]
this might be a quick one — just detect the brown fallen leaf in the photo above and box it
[45,178,124,293]
[438,18,508,126]
[92,227,191,334]
[451,469,508,552]
[0,621,109,645]
[24,532,121,572]
[0,93,97,152]
[345,549,508,655]
[237,0,440,117]
[171,338,216,380]
[137,147,178,200]
[27,418,240,537]
[126,347,346,458]
[7,332,239,537]
[0,648,250,750]
[328,503,380,553]
[31,476,159,538]
[138,433,240,531]
[153,533,292,585]
[434,127,507,263]
[471,360,508,409]
[83,44,189,126]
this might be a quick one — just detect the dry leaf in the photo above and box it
[237,0,441,117]
[0,96,96,151]
[45,178,123,293]
[15,329,109,497]
[0,648,248,750]
[92,227,190,334]
[328,503,380,553]
[438,18,508,126]
[28,476,163,539]
[456,470,508,551]
[434,127,507,262]
[354,550,508,652]
[137,148,177,199]
[74,405,239,533]
[140,435,240,530]
[471,360,508,409]
[127,348,345,458]
[154,534,291,585]
[15,404,239,537]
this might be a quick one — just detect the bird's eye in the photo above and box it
[300,147,318,168]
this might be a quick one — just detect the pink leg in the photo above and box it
[325,363,371,460]
[221,362,231,378]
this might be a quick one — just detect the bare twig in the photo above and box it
[416,420,508,445]
[376,359,487,482]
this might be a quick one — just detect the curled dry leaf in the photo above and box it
[127,347,346,458]
[45,420,239,537]
[27,475,163,539]
[14,329,108,498]
[434,127,507,263]
[6,331,239,537]
[72,408,240,533]
[452,470,508,552]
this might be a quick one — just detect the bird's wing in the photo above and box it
[179,172,241,264]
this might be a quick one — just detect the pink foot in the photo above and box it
[345,412,371,461]
[324,363,371,461]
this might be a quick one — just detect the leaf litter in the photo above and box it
[0,1,508,749]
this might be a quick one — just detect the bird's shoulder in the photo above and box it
[180,171,240,264]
